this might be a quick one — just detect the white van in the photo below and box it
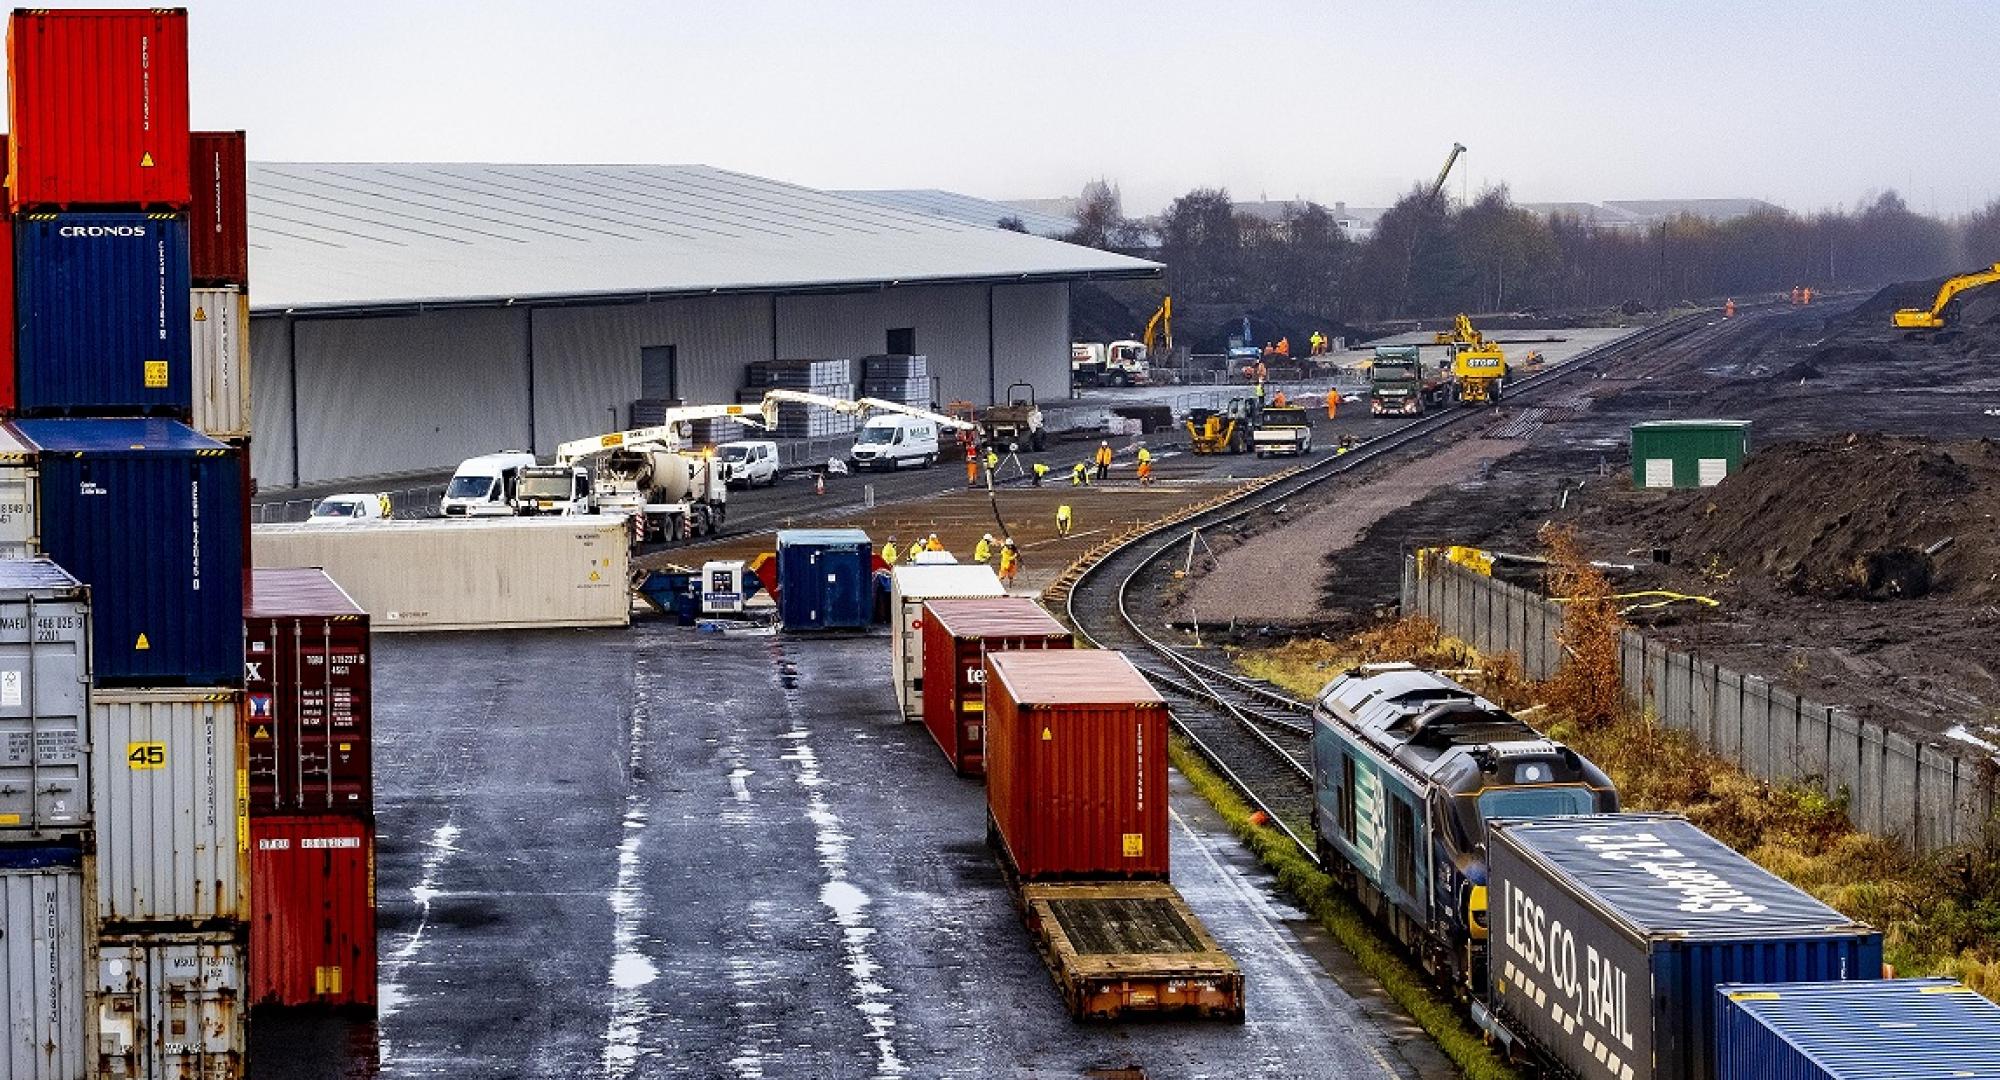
[307,492,391,524]
[848,415,939,471]
[717,440,780,487]
[439,451,538,517]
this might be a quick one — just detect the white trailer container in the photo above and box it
[90,689,246,929]
[0,426,37,559]
[889,563,1004,721]
[0,560,92,841]
[251,516,631,632]
[94,933,244,1080]
[1,861,87,1080]
[189,287,251,440]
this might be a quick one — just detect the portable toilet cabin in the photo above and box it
[775,528,874,630]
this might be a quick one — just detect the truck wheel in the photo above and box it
[1031,431,1047,452]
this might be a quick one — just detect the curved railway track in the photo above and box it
[1058,311,1720,863]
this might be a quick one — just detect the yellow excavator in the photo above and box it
[1893,262,2000,331]
[1434,313,1508,403]
[1142,295,1173,355]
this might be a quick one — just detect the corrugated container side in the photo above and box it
[0,144,12,415]
[920,598,1071,775]
[0,560,93,841]
[775,529,873,630]
[89,689,247,929]
[1487,814,1882,1080]
[890,564,1003,719]
[244,569,372,815]
[6,8,192,211]
[93,933,244,1080]
[249,815,376,1010]
[187,131,247,287]
[190,287,251,438]
[13,212,193,415]
[1714,979,2000,1080]
[0,425,35,557]
[14,419,244,685]
[0,862,87,1080]
[251,517,630,631]
[985,650,1168,881]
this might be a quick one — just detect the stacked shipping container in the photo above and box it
[0,9,270,1078]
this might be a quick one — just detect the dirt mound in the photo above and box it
[1665,435,2000,601]
[1847,279,1943,322]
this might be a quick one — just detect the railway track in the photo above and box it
[1057,310,1723,864]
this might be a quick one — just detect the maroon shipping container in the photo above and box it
[189,130,247,286]
[249,814,377,1010]
[985,650,1169,882]
[245,568,372,816]
[7,8,192,211]
[921,598,1071,776]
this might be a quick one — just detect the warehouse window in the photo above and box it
[886,328,916,355]
[641,345,678,401]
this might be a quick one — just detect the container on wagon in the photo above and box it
[190,287,250,439]
[0,851,88,1080]
[889,563,1003,721]
[6,8,192,212]
[0,559,92,841]
[94,931,244,1080]
[249,814,376,1011]
[9,420,243,685]
[984,650,1168,881]
[187,132,248,287]
[774,528,873,630]
[1713,978,2000,1080]
[251,516,629,632]
[919,597,1070,775]
[1480,813,1883,1080]
[244,568,371,816]
[90,688,247,930]
[13,211,192,415]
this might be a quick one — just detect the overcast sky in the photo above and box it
[185,1,1996,217]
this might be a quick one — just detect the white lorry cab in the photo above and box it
[512,464,595,515]
[307,492,391,524]
[848,415,940,471]
[717,440,780,487]
[439,451,538,517]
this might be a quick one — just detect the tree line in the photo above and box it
[1064,179,2000,323]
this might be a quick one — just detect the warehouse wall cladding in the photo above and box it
[241,163,1160,489]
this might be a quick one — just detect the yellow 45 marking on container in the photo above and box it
[126,742,166,770]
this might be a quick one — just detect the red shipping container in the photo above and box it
[245,568,372,816]
[7,8,191,211]
[249,814,377,1010]
[921,598,1071,776]
[985,650,1169,882]
[189,130,247,286]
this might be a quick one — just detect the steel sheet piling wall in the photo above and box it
[0,861,87,1080]
[0,560,93,842]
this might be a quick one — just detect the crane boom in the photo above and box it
[759,389,977,431]
[1427,142,1467,203]
[554,403,770,464]
[1893,262,2000,330]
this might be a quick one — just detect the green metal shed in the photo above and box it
[1629,420,1751,488]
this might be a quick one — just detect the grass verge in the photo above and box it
[1169,737,1520,1080]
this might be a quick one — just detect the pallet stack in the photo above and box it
[0,9,261,1080]
[745,358,857,438]
[860,353,931,407]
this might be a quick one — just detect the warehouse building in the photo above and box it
[247,163,1158,488]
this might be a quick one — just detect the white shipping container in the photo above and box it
[889,563,1003,721]
[0,560,92,840]
[190,288,251,440]
[90,690,246,928]
[94,935,243,1080]
[0,426,37,559]
[1,863,87,1080]
[251,515,631,631]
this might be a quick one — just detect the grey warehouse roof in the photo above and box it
[247,163,1159,314]
[832,188,1079,238]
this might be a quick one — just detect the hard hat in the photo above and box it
[928,532,938,539]
[982,532,994,541]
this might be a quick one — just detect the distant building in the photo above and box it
[1521,198,1784,231]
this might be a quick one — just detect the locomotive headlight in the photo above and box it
[1468,886,1489,938]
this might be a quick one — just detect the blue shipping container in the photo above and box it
[1486,814,1882,1080]
[14,212,192,414]
[775,528,873,630]
[11,419,242,684]
[1715,979,2000,1080]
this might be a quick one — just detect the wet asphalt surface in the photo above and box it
[250,627,1447,1080]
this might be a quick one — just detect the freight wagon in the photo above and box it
[889,563,1003,721]
[918,597,1071,775]
[1480,814,1883,1080]
[984,649,1243,1021]
[1309,663,1617,991]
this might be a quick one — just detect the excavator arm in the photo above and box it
[1894,262,2000,329]
[1142,296,1173,354]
